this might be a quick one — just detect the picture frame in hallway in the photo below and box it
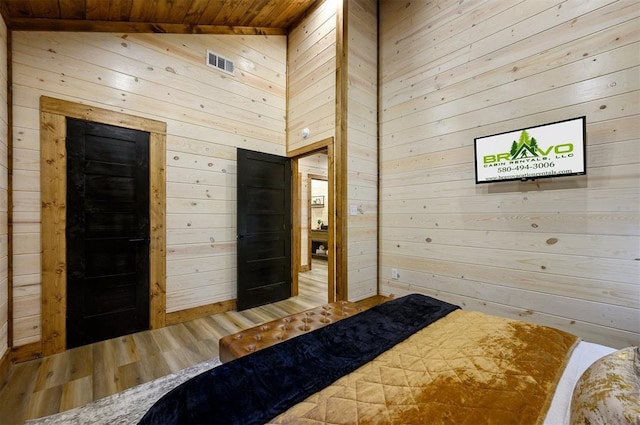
[311,196,324,207]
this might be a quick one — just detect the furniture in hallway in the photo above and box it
[310,229,328,259]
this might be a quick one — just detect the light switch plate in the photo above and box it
[349,205,358,215]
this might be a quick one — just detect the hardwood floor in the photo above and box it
[298,257,329,304]
[0,261,335,424]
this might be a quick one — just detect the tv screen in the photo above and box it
[474,116,586,184]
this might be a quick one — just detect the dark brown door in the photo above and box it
[236,148,292,310]
[66,118,150,348]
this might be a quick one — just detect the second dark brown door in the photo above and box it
[236,148,292,311]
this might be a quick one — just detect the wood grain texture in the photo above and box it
[345,0,377,302]
[0,14,8,373]
[12,32,287,347]
[0,347,10,383]
[335,0,348,301]
[3,0,317,33]
[0,272,368,423]
[149,131,166,329]
[378,0,640,348]
[39,110,66,356]
[326,141,337,303]
[287,0,337,152]
[10,340,41,363]
[39,98,167,355]
[165,299,236,325]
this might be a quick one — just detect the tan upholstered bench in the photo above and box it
[218,301,363,363]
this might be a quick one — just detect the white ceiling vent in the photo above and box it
[207,50,235,76]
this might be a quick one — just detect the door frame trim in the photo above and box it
[289,138,336,303]
[306,173,328,270]
[40,96,167,356]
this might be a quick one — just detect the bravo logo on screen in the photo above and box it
[482,129,575,164]
[474,116,586,183]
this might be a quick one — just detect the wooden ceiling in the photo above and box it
[1,0,320,34]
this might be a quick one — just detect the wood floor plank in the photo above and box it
[131,331,163,359]
[33,353,70,392]
[139,353,173,380]
[166,323,202,349]
[0,262,350,422]
[92,339,119,400]
[238,308,275,325]
[161,348,195,373]
[195,316,232,341]
[113,335,141,367]
[116,361,148,392]
[59,376,93,412]
[0,359,42,424]
[67,344,93,382]
[189,338,219,360]
[175,344,212,367]
[182,317,217,341]
[25,385,62,420]
[149,326,185,352]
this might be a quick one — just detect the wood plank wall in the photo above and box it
[287,1,339,298]
[289,0,379,302]
[0,15,8,360]
[11,32,286,346]
[379,0,640,348]
[346,0,378,301]
[287,1,337,152]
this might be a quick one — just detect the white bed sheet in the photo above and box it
[544,340,616,425]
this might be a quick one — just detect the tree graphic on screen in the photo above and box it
[511,130,539,159]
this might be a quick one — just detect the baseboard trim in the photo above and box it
[355,294,392,310]
[299,265,310,272]
[11,341,42,364]
[0,348,11,380]
[166,299,236,325]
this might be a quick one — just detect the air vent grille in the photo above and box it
[207,50,235,75]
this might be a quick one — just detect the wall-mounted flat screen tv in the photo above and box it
[474,116,586,184]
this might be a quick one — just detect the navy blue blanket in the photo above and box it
[138,294,459,425]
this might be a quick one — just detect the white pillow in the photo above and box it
[570,346,640,424]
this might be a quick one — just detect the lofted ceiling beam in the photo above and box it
[7,18,287,35]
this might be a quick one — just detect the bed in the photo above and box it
[137,294,638,425]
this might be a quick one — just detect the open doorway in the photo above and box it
[298,154,329,304]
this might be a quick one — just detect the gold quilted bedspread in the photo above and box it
[269,309,579,425]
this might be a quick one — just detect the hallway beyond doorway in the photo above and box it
[298,259,328,305]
